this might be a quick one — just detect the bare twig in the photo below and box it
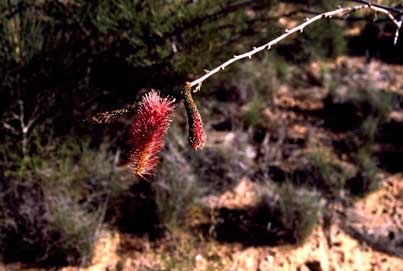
[394,17,402,45]
[83,102,138,125]
[187,4,400,90]
[15,100,40,156]
[1,99,42,156]
[342,0,403,15]
[2,122,17,134]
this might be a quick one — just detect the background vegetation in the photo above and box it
[0,0,402,267]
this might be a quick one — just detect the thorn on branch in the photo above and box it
[194,83,202,93]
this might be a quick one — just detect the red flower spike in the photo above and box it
[129,90,175,177]
[183,86,206,150]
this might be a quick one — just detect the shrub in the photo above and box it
[306,148,349,196]
[43,194,98,264]
[347,148,381,197]
[323,87,389,197]
[243,97,265,128]
[356,89,393,144]
[190,147,244,192]
[276,182,322,244]
[153,141,207,230]
[0,136,126,265]
[254,181,321,244]
[325,87,393,133]
[236,54,287,97]
[287,20,346,63]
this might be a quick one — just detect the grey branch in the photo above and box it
[188,4,400,89]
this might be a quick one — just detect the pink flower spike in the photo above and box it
[129,90,175,177]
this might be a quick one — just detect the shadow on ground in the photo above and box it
[107,182,164,241]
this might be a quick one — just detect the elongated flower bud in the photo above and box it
[129,90,175,177]
[183,86,206,150]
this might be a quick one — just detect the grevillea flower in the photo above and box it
[129,90,175,177]
[183,86,206,150]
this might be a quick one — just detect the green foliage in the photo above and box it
[278,0,346,63]
[44,195,98,264]
[257,181,321,244]
[138,235,207,271]
[357,89,393,142]
[243,97,265,128]
[308,149,349,196]
[341,87,392,121]
[323,87,390,197]
[0,0,353,135]
[347,148,381,197]
[253,180,322,244]
[158,239,196,271]
[239,54,288,95]
[1,0,396,265]
[1,1,45,63]
[150,132,211,230]
[0,136,127,265]
[88,0,278,75]
[276,182,321,244]
[292,20,346,63]
[325,87,393,146]
[231,54,286,128]
[154,156,205,230]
